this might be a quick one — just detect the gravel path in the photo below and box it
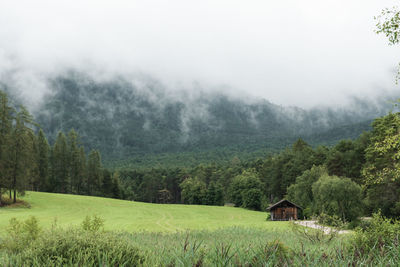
[296,220,350,234]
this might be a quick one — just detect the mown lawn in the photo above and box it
[0,192,288,233]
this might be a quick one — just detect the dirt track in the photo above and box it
[296,220,350,234]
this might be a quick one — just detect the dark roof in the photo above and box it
[266,199,302,210]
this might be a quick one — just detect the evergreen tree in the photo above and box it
[111,172,121,199]
[102,169,113,197]
[68,129,81,193]
[9,106,35,202]
[87,150,102,195]
[0,91,14,204]
[37,129,50,191]
[205,182,224,206]
[51,132,69,193]
[77,147,86,194]
[29,135,40,191]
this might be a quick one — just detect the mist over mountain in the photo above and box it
[3,72,393,165]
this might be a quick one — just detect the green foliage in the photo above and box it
[316,213,344,228]
[312,175,362,222]
[36,129,49,191]
[290,221,339,244]
[229,170,262,208]
[3,216,41,252]
[287,165,327,217]
[34,74,379,168]
[326,136,369,183]
[376,6,400,46]
[180,177,207,204]
[242,188,262,210]
[362,113,400,217]
[260,139,320,202]
[87,149,103,195]
[1,215,143,266]
[362,113,400,185]
[205,181,224,206]
[351,211,400,254]
[3,229,144,266]
[81,215,104,232]
[50,132,69,193]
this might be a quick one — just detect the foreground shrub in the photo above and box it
[290,221,339,244]
[317,213,344,228]
[1,217,144,266]
[350,211,400,254]
[81,214,105,232]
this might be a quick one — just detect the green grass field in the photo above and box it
[0,192,287,234]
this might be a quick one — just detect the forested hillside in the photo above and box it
[5,72,391,167]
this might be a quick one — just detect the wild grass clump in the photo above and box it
[0,216,144,266]
[2,214,400,266]
[350,211,400,255]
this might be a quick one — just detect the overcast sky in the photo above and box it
[0,0,399,107]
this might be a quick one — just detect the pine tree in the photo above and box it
[111,172,121,199]
[37,129,50,191]
[68,129,81,194]
[51,132,69,193]
[9,106,35,203]
[87,150,102,195]
[77,147,86,194]
[29,135,40,191]
[102,169,113,197]
[0,91,14,204]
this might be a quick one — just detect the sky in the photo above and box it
[0,0,399,107]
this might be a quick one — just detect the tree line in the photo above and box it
[117,111,400,221]
[2,88,400,222]
[0,91,122,205]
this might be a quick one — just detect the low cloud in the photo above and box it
[0,0,400,108]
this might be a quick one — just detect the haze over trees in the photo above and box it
[2,85,400,221]
[6,73,388,167]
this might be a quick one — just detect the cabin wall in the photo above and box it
[271,207,298,221]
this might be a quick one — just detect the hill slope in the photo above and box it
[5,72,394,166]
[0,192,282,233]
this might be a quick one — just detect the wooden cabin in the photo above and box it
[267,199,302,221]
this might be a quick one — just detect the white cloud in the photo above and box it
[0,0,399,107]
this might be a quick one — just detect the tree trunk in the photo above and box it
[12,170,17,203]
[13,189,16,203]
[0,186,2,206]
[9,189,11,199]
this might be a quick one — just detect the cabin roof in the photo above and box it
[266,199,302,210]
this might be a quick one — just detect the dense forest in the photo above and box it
[0,91,121,205]
[1,87,400,221]
[5,72,393,168]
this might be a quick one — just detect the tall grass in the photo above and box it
[1,215,399,266]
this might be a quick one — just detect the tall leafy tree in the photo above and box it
[312,175,362,222]
[287,165,327,217]
[180,177,207,205]
[229,170,262,208]
[362,113,400,216]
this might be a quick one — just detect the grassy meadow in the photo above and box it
[0,191,286,233]
[0,192,353,266]
[2,192,399,266]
